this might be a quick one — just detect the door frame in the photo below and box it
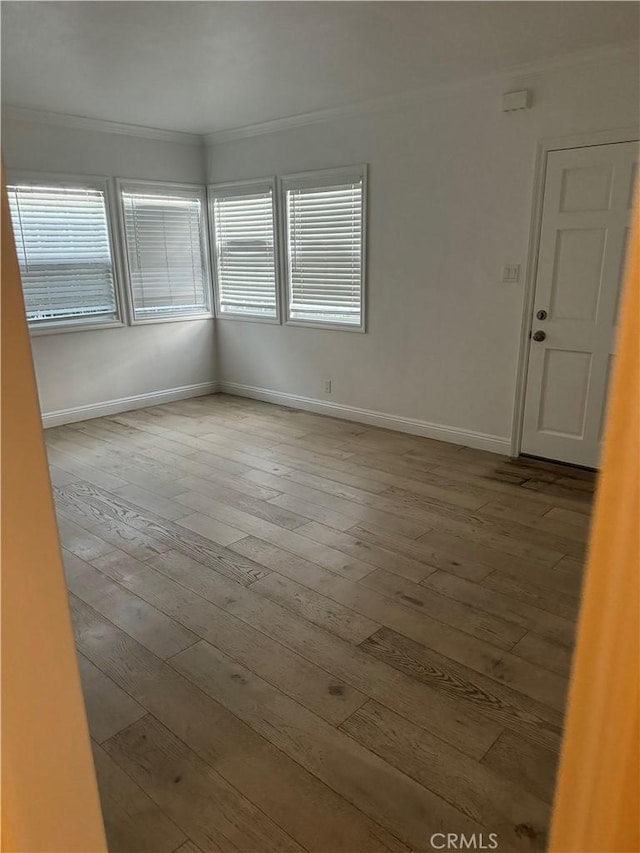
[510,126,639,461]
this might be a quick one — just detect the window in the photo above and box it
[7,177,119,330]
[282,165,366,330]
[119,181,211,321]
[209,180,279,320]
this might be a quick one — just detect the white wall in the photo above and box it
[3,48,638,442]
[207,50,639,450]
[2,119,217,419]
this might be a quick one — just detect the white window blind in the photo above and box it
[7,181,118,326]
[284,168,365,328]
[120,183,210,320]
[210,183,278,319]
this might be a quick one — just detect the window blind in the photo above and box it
[120,185,210,319]
[211,187,277,318]
[285,175,364,327]
[7,183,117,324]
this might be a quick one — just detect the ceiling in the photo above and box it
[1,1,638,135]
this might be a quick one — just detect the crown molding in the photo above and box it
[2,39,636,149]
[205,39,639,146]
[1,106,203,146]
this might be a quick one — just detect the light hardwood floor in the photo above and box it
[47,394,595,853]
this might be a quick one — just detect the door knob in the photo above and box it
[532,330,546,342]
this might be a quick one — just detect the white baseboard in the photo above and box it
[219,381,511,455]
[43,377,511,454]
[42,381,221,428]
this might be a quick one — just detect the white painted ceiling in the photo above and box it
[1,1,638,134]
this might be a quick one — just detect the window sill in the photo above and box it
[29,319,126,337]
[216,312,281,326]
[129,312,215,326]
[285,318,365,333]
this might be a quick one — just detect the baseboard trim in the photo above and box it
[42,381,221,428]
[43,378,511,453]
[219,381,510,455]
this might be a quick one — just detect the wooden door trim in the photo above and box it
[1,166,107,851]
[549,197,639,853]
[510,126,639,461]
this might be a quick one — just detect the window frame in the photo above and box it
[115,177,214,326]
[7,170,126,336]
[280,164,368,333]
[208,177,281,325]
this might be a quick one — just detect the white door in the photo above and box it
[522,140,638,468]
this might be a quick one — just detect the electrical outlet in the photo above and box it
[322,379,332,394]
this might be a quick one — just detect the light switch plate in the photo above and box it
[502,264,521,283]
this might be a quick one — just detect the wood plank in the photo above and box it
[480,571,582,622]
[544,506,592,531]
[512,633,575,677]
[360,627,565,751]
[46,396,591,850]
[55,483,122,528]
[348,522,491,582]
[175,512,247,547]
[423,571,578,645]
[71,597,409,853]
[521,478,594,503]
[77,654,145,743]
[173,491,376,580]
[263,467,484,535]
[173,476,307,530]
[172,640,480,848]
[427,463,592,515]
[270,456,391,495]
[90,519,173,561]
[341,700,550,850]
[58,482,271,585]
[493,456,596,485]
[111,414,255,474]
[113,484,193,521]
[296,521,436,582]
[409,531,583,597]
[64,551,198,659]
[554,555,586,575]
[173,841,203,853]
[46,445,131,491]
[354,578,566,708]
[56,515,116,562]
[360,568,524,649]
[478,503,589,545]
[176,471,284,504]
[68,422,200,476]
[146,548,501,758]
[269,492,358,532]
[101,417,201,458]
[481,731,560,806]
[471,499,555,525]
[244,469,431,539]
[250,572,380,644]
[417,527,560,577]
[413,508,569,569]
[48,464,81,487]
[229,538,566,698]
[49,433,189,497]
[92,741,187,853]
[104,715,303,853]
[91,549,368,725]
[258,441,499,509]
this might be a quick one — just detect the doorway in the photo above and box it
[520,138,637,468]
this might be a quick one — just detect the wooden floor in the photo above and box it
[47,394,595,853]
